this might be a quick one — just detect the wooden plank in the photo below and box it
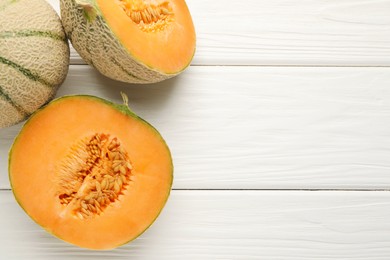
[47,0,390,66]
[0,190,389,259]
[1,66,390,189]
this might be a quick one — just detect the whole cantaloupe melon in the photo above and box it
[0,0,70,128]
[60,0,196,84]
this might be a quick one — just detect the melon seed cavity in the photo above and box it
[57,133,134,219]
[117,0,173,32]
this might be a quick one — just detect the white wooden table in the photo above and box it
[1,0,390,258]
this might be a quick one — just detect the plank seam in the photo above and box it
[189,65,390,68]
[67,63,390,68]
[1,188,390,191]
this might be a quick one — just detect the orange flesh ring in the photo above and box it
[97,0,196,74]
[9,96,172,249]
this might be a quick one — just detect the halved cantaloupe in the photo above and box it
[60,0,196,83]
[9,94,173,249]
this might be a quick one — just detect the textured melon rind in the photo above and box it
[0,0,70,128]
[60,0,172,84]
[9,94,173,249]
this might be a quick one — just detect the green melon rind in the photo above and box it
[0,56,57,89]
[0,30,67,41]
[9,94,173,250]
[0,85,29,116]
[60,0,180,84]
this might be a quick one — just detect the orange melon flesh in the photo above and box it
[98,0,196,74]
[9,95,173,249]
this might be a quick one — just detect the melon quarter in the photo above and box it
[0,0,70,128]
[60,0,196,84]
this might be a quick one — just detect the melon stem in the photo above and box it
[120,92,129,107]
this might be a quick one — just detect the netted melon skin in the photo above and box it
[60,0,172,84]
[0,0,70,128]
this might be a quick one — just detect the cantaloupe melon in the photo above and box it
[60,0,196,83]
[9,94,173,249]
[0,0,70,128]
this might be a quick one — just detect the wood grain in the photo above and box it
[0,190,389,259]
[47,0,390,66]
[1,1,390,258]
[1,66,390,189]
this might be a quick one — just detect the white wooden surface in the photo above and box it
[61,0,390,66]
[1,0,390,258]
[1,190,390,259]
[2,66,390,190]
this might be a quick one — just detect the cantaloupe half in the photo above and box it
[0,0,70,128]
[9,94,173,249]
[60,0,196,83]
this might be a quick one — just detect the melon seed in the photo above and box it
[118,0,173,32]
[57,133,134,219]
